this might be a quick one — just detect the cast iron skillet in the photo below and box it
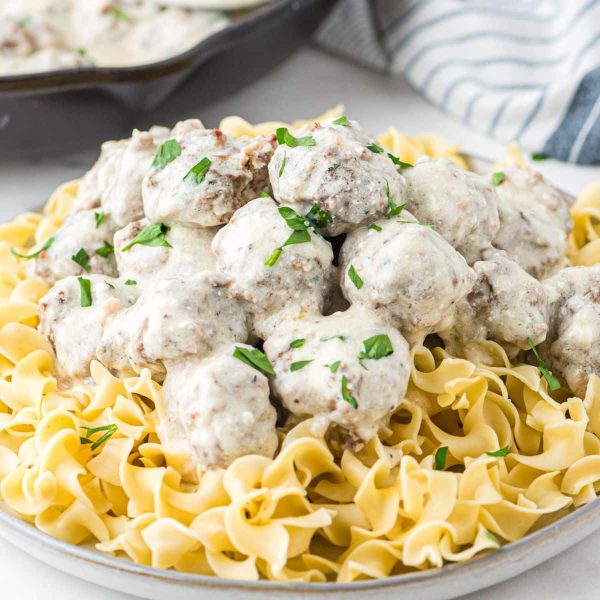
[0,0,335,157]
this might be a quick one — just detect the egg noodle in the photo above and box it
[0,114,600,583]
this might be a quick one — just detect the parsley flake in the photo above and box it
[78,277,92,308]
[387,152,413,170]
[183,157,211,185]
[434,446,448,470]
[305,204,333,230]
[124,279,137,286]
[531,152,549,161]
[264,247,282,267]
[80,423,118,451]
[341,375,358,409]
[485,531,501,546]
[104,281,115,289]
[278,152,287,177]
[276,127,316,148]
[486,446,509,457]
[527,337,560,391]
[290,338,305,348]
[71,248,91,272]
[291,360,313,372]
[386,180,405,218]
[348,265,363,289]
[333,116,350,127]
[108,7,130,21]
[152,139,181,170]
[260,192,272,199]
[332,163,341,170]
[358,334,394,363]
[325,360,341,373]
[121,223,172,252]
[94,212,107,228]
[367,143,385,154]
[492,171,506,186]
[11,237,54,260]
[95,241,114,258]
[233,346,275,377]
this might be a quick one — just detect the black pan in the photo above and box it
[0,0,335,157]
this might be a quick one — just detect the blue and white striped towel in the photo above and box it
[316,0,600,164]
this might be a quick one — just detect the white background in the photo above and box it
[0,46,599,599]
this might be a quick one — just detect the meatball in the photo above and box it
[340,216,475,345]
[114,218,217,286]
[73,139,128,212]
[39,276,137,382]
[97,273,248,378]
[158,346,278,469]
[263,307,411,442]
[403,158,500,264]
[540,265,600,397]
[212,197,335,338]
[492,167,572,280]
[28,209,118,285]
[73,126,170,224]
[441,252,548,359]
[269,118,404,235]
[142,121,275,226]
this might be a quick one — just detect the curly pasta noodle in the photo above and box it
[1,127,600,583]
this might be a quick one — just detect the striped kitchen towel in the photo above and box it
[316,0,600,164]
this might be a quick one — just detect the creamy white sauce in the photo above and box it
[35,116,577,469]
[0,0,229,74]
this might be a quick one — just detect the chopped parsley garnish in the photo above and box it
[358,334,394,363]
[94,212,107,228]
[348,265,363,289]
[486,446,509,457]
[124,279,137,286]
[531,152,549,161]
[71,248,91,272]
[341,375,358,409]
[333,116,350,127]
[11,237,54,260]
[264,247,282,267]
[78,277,92,308]
[233,346,275,377]
[95,241,114,258]
[291,360,313,372]
[305,204,333,230]
[387,152,413,170]
[527,337,560,391]
[325,360,341,373]
[290,338,306,348]
[369,223,382,232]
[492,171,506,186]
[485,531,501,546]
[152,139,181,170]
[78,48,87,57]
[283,229,311,246]
[434,446,448,470]
[276,127,316,148]
[332,163,341,170]
[278,206,307,231]
[121,223,172,252]
[80,423,118,451]
[183,157,211,185]
[104,281,115,289]
[264,206,324,266]
[367,143,385,154]
[322,335,347,342]
[278,152,287,176]
[108,7,130,21]
[386,180,405,218]
[260,191,272,199]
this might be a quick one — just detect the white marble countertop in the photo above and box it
[0,45,599,599]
